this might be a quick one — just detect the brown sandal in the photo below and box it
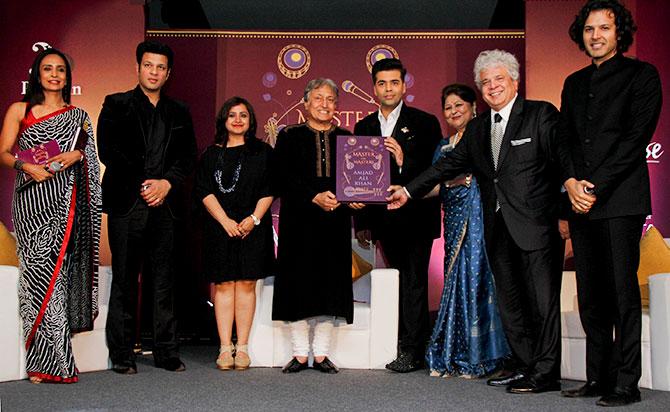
[216,344,235,370]
[234,344,250,370]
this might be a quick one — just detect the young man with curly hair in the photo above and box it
[558,0,663,406]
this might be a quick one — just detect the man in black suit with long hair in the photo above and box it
[387,50,564,393]
[559,0,662,407]
[354,58,442,372]
[98,41,197,374]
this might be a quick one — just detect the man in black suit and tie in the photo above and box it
[354,58,442,372]
[559,1,662,407]
[387,50,563,393]
[98,41,197,374]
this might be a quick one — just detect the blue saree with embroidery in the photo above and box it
[426,138,509,377]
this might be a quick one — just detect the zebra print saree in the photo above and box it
[12,106,101,382]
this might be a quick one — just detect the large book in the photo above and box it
[336,135,390,203]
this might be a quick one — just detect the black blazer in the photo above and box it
[406,97,561,251]
[557,54,662,219]
[354,104,442,240]
[97,87,198,217]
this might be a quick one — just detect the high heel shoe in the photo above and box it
[216,344,235,371]
[234,344,251,370]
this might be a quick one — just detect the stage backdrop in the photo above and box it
[148,30,524,311]
[526,0,670,235]
[0,0,145,266]
[1,1,668,318]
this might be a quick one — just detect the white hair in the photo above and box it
[304,78,339,102]
[473,49,520,90]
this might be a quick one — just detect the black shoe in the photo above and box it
[596,387,641,407]
[282,357,308,374]
[487,371,526,387]
[561,381,606,398]
[507,376,561,394]
[312,357,339,374]
[155,357,186,372]
[385,352,423,373]
[112,360,137,375]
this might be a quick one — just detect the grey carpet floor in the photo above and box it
[1,345,669,411]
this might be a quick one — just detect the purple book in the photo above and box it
[15,139,61,165]
[336,135,390,203]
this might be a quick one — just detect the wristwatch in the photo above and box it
[250,214,261,226]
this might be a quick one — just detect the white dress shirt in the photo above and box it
[378,100,404,137]
[490,93,518,136]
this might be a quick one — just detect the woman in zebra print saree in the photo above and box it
[0,49,101,383]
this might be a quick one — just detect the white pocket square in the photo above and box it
[511,138,531,146]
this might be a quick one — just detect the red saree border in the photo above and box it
[25,183,78,349]
[19,105,75,135]
[27,370,78,383]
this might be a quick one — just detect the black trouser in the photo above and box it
[570,214,645,390]
[488,212,562,379]
[379,236,433,359]
[106,202,178,364]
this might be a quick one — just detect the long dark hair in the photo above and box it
[569,0,636,54]
[214,97,258,147]
[22,48,73,108]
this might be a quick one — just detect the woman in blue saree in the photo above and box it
[426,84,509,378]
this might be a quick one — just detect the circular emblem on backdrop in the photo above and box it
[347,137,358,146]
[370,137,380,146]
[366,44,400,73]
[277,44,311,79]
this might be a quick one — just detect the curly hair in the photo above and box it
[473,49,520,90]
[569,0,636,53]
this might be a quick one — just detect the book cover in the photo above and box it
[336,135,390,203]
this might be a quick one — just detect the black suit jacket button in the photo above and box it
[587,115,593,120]
[584,139,591,144]
[493,178,499,184]
[588,93,594,98]
[585,161,591,167]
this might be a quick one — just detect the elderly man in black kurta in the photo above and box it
[98,41,197,375]
[272,78,362,374]
[558,1,662,407]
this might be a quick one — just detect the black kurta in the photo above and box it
[272,123,354,324]
[194,140,275,282]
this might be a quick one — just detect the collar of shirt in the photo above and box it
[591,52,624,72]
[133,85,165,111]
[490,93,518,128]
[378,100,404,137]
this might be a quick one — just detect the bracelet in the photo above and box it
[77,149,84,161]
[250,214,261,226]
[13,159,25,171]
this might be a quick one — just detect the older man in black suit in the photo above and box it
[98,41,197,375]
[388,50,563,393]
[354,58,442,373]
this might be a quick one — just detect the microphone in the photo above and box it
[341,80,377,105]
[16,161,62,192]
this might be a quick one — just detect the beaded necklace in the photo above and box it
[214,145,243,194]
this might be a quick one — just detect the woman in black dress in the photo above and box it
[194,97,274,370]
